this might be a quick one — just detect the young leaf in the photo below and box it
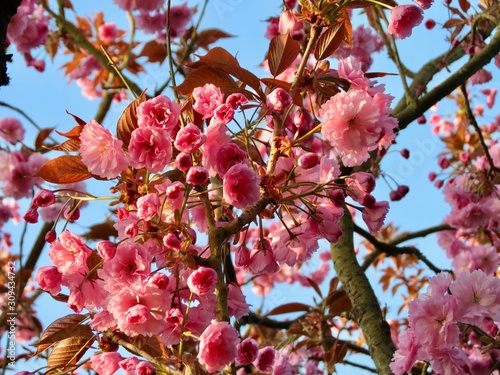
[314,22,346,61]
[116,89,147,148]
[55,124,84,140]
[34,155,92,184]
[325,289,352,317]
[267,33,300,77]
[174,65,238,96]
[50,139,81,152]
[195,29,234,51]
[35,127,55,150]
[46,334,94,374]
[140,40,168,64]
[265,302,311,316]
[65,110,87,127]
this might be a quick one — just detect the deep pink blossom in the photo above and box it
[254,346,277,372]
[388,5,423,39]
[49,231,92,275]
[193,84,224,119]
[236,338,260,365]
[223,164,260,209]
[32,189,55,207]
[80,120,129,179]
[226,93,248,109]
[137,95,180,135]
[197,321,240,372]
[215,142,249,177]
[0,117,25,144]
[174,123,206,153]
[129,127,172,173]
[96,240,116,261]
[187,267,217,295]
[186,166,209,185]
[98,22,118,44]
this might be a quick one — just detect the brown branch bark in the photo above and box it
[330,207,396,375]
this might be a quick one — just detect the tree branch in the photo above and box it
[394,25,500,129]
[330,207,396,375]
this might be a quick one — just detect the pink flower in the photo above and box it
[236,338,260,365]
[49,231,92,275]
[470,69,493,85]
[388,5,423,39]
[390,329,420,375]
[7,2,49,53]
[227,283,250,319]
[107,284,170,337]
[226,93,248,109]
[213,103,235,125]
[198,321,240,372]
[98,22,119,44]
[320,90,385,167]
[90,352,123,375]
[362,201,389,234]
[223,164,260,209]
[36,266,62,296]
[174,123,206,153]
[254,346,277,372]
[266,88,292,113]
[32,189,55,207]
[214,143,249,177]
[278,10,303,38]
[413,0,433,9]
[187,267,217,295]
[129,127,173,173]
[0,117,25,144]
[137,95,180,135]
[136,362,155,375]
[136,193,160,221]
[119,356,140,372]
[68,55,102,80]
[248,239,280,275]
[186,166,209,185]
[96,240,116,261]
[80,120,129,179]
[193,84,224,119]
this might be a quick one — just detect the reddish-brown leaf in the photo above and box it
[82,220,118,241]
[315,22,346,61]
[265,302,311,316]
[33,314,89,355]
[190,47,262,96]
[325,289,352,317]
[174,65,238,96]
[458,0,470,13]
[195,29,234,51]
[116,90,147,148]
[139,40,168,64]
[306,277,323,298]
[34,155,92,184]
[45,31,60,61]
[46,334,94,374]
[50,139,81,152]
[267,33,300,77]
[35,128,55,150]
[442,18,466,28]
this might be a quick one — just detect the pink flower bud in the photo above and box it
[266,88,292,113]
[97,240,117,261]
[424,19,436,29]
[148,273,169,289]
[400,148,410,159]
[163,233,181,249]
[125,223,139,238]
[23,207,39,224]
[117,207,129,221]
[226,93,248,109]
[428,172,437,181]
[175,152,193,171]
[298,153,320,169]
[438,155,450,169]
[45,230,56,243]
[33,189,56,207]
[417,115,426,124]
[187,266,217,295]
[186,166,209,185]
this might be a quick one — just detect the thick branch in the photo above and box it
[394,26,500,129]
[330,208,396,375]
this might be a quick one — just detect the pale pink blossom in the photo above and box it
[248,239,280,275]
[193,84,224,119]
[223,164,260,209]
[266,88,292,113]
[90,352,123,375]
[68,55,100,80]
[135,11,165,34]
[388,5,423,39]
[136,361,155,375]
[7,2,49,53]
[0,117,25,144]
[76,78,102,100]
[36,266,62,296]
[198,321,240,372]
[80,120,129,179]
[470,69,492,85]
[227,283,250,319]
[129,127,172,173]
[137,95,180,135]
[98,22,119,44]
[187,267,217,295]
[107,284,169,337]
[49,231,92,275]
[174,123,206,153]
[390,329,420,375]
[278,10,303,38]
[136,193,160,221]
[320,90,386,167]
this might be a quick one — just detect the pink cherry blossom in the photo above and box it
[254,346,277,372]
[136,361,155,375]
[49,231,92,275]
[90,352,123,375]
[362,201,389,234]
[388,5,424,39]
[0,117,25,144]
[227,283,250,319]
[98,22,119,44]
[213,103,235,125]
[129,127,172,173]
[32,189,55,207]
[187,267,217,295]
[119,356,140,372]
[390,329,420,375]
[137,95,180,135]
[174,123,206,153]
[266,88,292,113]
[320,89,385,167]
[80,120,129,179]
[36,266,62,296]
[96,240,117,261]
[197,321,240,372]
[186,166,209,185]
[248,239,280,275]
[278,10,303,38]
[226,93,248,109]
[7,1,49,54]
[136,193,160,221]
[215,142,249,177]
[223,164,260,209]
[193,83,224,119]
[236,337,260,365]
